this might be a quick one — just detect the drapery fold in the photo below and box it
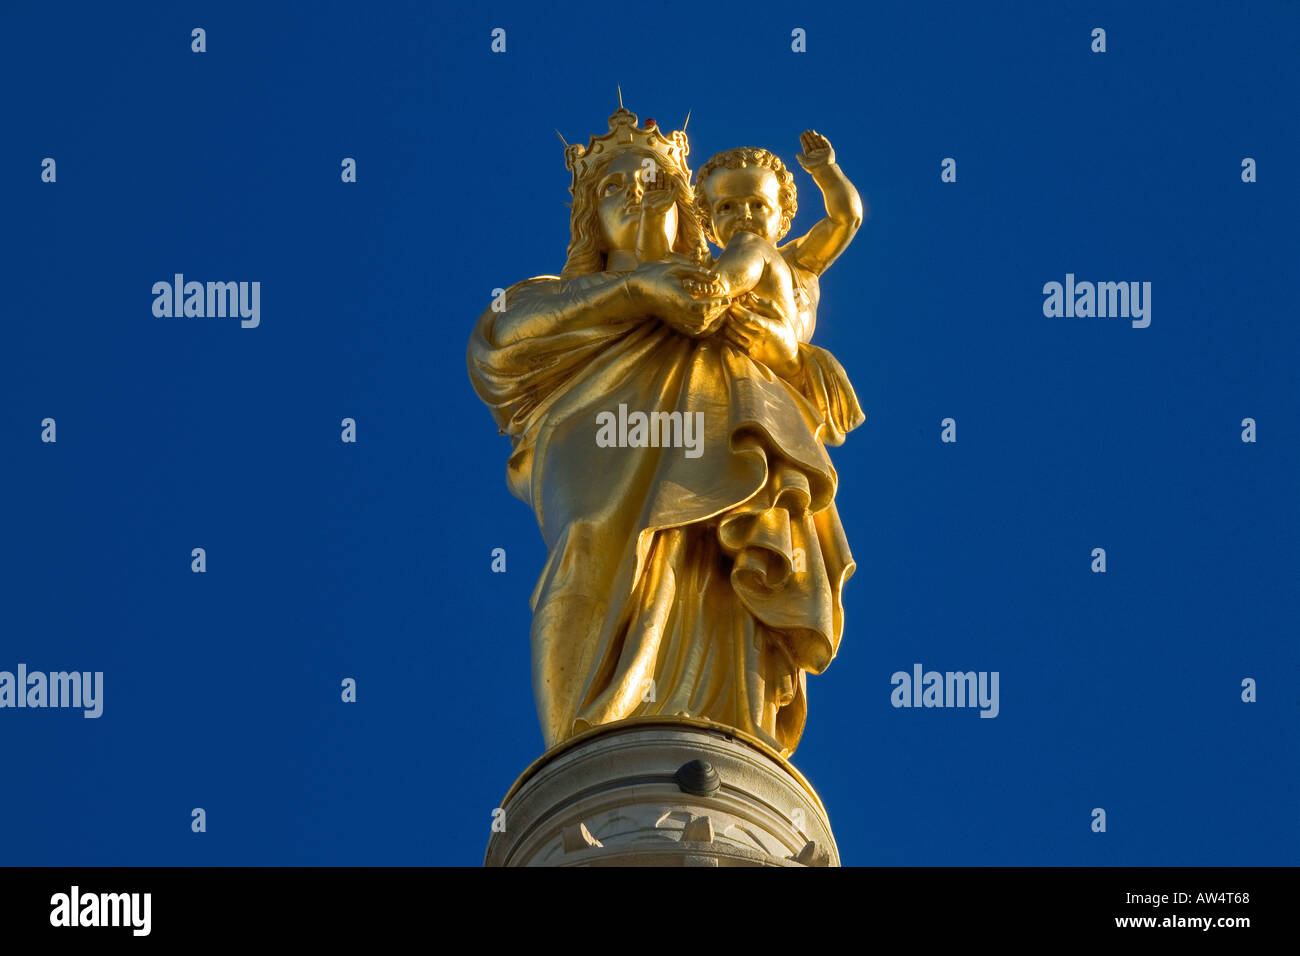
[468,273,864,756]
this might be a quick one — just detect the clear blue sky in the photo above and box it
[3,0,1296,865]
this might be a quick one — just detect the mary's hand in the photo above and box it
[626,260,728,338]
[722,300,801,378]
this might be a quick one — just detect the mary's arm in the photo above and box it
[487,273,636,348]
[469,263,726,437]
[468,275,628,438]
[487,259,725,348]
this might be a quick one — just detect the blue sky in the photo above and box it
[3,0,1296,865]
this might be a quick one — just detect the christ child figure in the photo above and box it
[685,131,863,376]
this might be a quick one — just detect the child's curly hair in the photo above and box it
[693,147,798,245]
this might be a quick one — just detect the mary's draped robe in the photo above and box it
[468,271,864,757]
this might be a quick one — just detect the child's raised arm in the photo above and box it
[784,130,864,276]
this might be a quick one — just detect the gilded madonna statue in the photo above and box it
[468,104,864,758]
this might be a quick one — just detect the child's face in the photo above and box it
[703,166,784,245]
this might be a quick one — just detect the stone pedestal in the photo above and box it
[484,717,839,867]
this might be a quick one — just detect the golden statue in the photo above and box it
[467,104,865,758]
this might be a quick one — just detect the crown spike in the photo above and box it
[682,110,691,132]
[564,102,692,194]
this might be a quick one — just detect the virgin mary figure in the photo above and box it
[467,106,864,758]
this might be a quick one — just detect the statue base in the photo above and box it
[483,717,839,867]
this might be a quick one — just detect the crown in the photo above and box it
[561,99,691,195]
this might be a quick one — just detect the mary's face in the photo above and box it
[595,151,678,255]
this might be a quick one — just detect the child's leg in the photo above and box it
[709,235,769,297]
[682,234,770,298]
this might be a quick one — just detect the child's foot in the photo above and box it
[682,274,727,298]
